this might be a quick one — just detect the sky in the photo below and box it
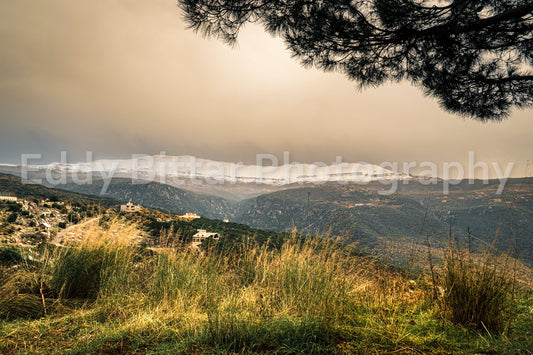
[0,0,532,178]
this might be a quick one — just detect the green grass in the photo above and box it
[439,241,515,331]
[0,219,532,354]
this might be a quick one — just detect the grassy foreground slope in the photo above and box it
[1,220,532,354]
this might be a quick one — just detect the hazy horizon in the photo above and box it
[1,0,532,178]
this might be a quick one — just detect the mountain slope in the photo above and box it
[233,185,448,246]
[233,180,533,264]
[0,173,118,207]
[45,174,533,266]
[59,178,237,220]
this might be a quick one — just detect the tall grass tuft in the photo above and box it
[0,269,47,320]
[49,219,138,299]
[439,236,515,331]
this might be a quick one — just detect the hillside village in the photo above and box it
[0,194,221,250]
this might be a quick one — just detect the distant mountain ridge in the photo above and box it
[10,154,411,186]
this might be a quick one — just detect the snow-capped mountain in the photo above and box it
[23,155,411,186]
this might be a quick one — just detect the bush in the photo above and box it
[7,203,21,213]
[7,212,18,223]
[437,239,514,331]
[67,213,80,224]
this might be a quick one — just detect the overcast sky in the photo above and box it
[0,0,531,177]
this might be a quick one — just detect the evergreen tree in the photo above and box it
[180,0,533,120]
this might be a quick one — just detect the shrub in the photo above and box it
[7,212,18,223]
[67,213,80,224]
[7,203,21,213]
[437,238,514,331]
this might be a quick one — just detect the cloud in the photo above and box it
[0,0,531,177]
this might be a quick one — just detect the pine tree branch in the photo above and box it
[484,75,533,83]
[405,3,533,38]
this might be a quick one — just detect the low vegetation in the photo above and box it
[0,219,531,354]
[439,241,516,331]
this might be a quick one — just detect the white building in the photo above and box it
[38,222,51,238]
[39,222,51,230]
[0,195,18,202]
[120,201,141,213]
[181,212,201,219]
[191,229,220,250]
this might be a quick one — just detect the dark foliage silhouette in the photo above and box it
[180,0,533,120]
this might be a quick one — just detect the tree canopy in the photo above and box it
[179,0,533,120]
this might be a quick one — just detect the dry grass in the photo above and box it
[0,219,531,354]
[436,238,516,331]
